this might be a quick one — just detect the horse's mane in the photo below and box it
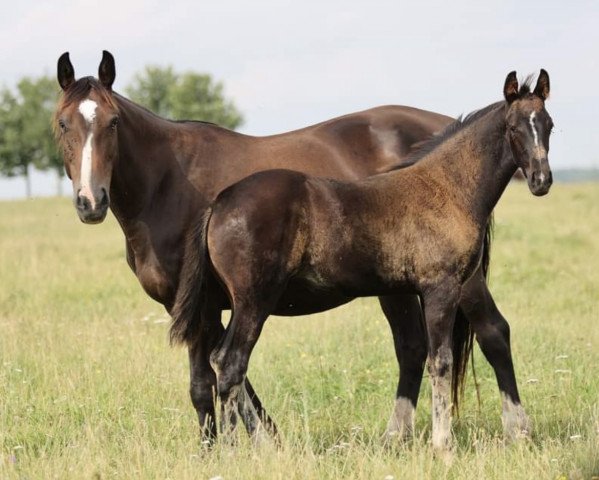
[388,76,535,172]
[113,93,218,127]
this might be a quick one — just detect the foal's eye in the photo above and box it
[58,119,68,133]
[109,116,119,130]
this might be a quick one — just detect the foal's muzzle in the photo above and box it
[528,167,552,196]
[75,188,109,224]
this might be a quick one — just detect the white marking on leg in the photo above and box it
[431,371,452,450]
[384,396,415,441]
[77,99,98,207]
[501,392,531,441]
[429,350,453,454]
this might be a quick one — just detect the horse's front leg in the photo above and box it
[187,300,223,445]
[422,283,460,457]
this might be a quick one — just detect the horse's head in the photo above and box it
[55,51,119,224]
[503,69,553,196]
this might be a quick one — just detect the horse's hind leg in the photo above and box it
[459,268,531,440]
[379,293,427,442]
[210,298,273,446]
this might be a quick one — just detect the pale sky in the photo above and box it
[1,0,597,198]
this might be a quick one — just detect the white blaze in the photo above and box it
[529,111,539,147]
[529,110,547,178]
[79,99,97,124]
[77,99,98,207]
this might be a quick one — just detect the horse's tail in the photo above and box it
[170,208,213,346]
[451,213,494,412]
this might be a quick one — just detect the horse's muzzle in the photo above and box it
[75,188,109,224]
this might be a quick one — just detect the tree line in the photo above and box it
[0,67,244,197]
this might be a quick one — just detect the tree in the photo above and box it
[126,67,243,130]
[0,76,62,197]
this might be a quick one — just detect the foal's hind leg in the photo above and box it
[379,294,427,442]
[188,286,278,445]
[459,268,531,440]
[210,299,273,446]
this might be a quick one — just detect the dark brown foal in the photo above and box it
[173,70,553,452]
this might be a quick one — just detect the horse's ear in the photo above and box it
[503,71,519,104]
[57,52,75,91]
[533,69,550,101]
[98,50,116,91]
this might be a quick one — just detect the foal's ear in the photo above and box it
[57,52,75,91]
[503,71,519,104]
[533,69,550,101]
[98,50,116,91]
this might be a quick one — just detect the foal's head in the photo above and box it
[55,51,119,224]
[503,70,553,196]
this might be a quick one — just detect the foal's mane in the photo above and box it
[388,76,535,172]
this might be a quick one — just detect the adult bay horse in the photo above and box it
[54,50,529,444]
[172,71,553,453]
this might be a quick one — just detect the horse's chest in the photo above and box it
[126,241,177,309]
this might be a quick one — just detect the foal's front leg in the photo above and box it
[422,284,460,455]
[459,268,531,440]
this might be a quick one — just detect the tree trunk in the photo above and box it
[56,168,64,197]
[24,164,31,198]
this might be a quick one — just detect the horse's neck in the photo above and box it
[420,106,516,224]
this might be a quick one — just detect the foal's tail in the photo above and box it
[170,208,213,346]
[451,214,494,412]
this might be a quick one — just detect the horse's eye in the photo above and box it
[58,119,67,133]
[109,116,119,130]
[509,125,518,133]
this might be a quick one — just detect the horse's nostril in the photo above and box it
[99,188,109,207]
[77,194,91,211]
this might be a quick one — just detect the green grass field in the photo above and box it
[1,183,598,479]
